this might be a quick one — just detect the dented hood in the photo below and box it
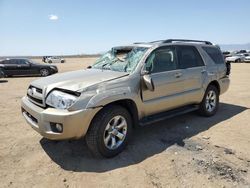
[31,69,128,92]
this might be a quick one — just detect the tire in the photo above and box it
[236,59,241,63]
[86,105,132,158]
[48,60,52,64]
[40,69,50,77]
[61,60,65,63]
[198,85,219,117]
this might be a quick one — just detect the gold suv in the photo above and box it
[21,39,230,157]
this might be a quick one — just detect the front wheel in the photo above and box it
[40,69,50,77]
[198,85,219,117]
[86,105,132,158]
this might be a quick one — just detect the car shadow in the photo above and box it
[0,79,8,83]
[40,103,248,172]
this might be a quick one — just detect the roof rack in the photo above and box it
[163,39,213,45]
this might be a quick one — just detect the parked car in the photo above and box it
[244,55,250,63]
[44,56,65,64]
[42,56,51,63]
[237,50,247,54]
[0,58,58,77]
[222,51,231,59]
[21,39,230,158]
[225,54,245,63]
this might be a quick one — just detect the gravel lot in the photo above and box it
[0,58,249,187]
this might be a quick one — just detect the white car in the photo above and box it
[45,56,65,64]
[225,54,245,63]
[244,55,250,63]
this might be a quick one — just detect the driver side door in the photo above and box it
[141,46,187,116]
[16,59,31,75]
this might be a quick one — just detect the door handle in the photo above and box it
[175,72,182,78]
[201,70,206,73]
[17,65,21,67]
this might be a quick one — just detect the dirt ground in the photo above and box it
[0,58,250,188]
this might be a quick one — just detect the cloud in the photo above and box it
[48,14,59,21]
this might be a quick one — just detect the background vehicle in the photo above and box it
[44,56,65,63]
[0,58,58,77]
[222,51,231,59]
[225,54,245,63]
[42,56,51,63]
[244,55,250,62]
[21,39,230,158]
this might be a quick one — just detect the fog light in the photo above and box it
[56,123,63,132]
[50,122,63,133]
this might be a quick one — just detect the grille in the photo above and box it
[27,85,45,107]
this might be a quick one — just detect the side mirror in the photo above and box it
[143,74,155,91]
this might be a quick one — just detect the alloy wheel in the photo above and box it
[103,115,128,150]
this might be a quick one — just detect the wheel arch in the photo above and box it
[90,99,139,129]
[208,80,220,94]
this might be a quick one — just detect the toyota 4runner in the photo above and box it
[21,39,230,157]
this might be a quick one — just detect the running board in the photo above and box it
[139,105,199,126]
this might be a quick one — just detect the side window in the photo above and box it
[17,60,28,64]
[9,60,18,64]
[177,46,204,69]
[2,60,13,64]
[145,47,177,73]
[202,47,225,64]
[0,60,7,64]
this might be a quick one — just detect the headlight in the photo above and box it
[50,66,57,69]
[46,90,79,109]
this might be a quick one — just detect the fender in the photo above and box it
[85,86,136,109]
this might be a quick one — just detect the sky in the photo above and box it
[0,0,250,56]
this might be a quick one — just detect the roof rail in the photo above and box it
[163,39,213,45]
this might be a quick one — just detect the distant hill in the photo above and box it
[219,43,250,51]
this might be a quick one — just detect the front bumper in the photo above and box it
[21,96,101,140]
[50,68,58,74]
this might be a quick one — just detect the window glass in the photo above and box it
[17,60,29,64]
[202,47,225,64]
[0,60,8,64]
[145,47,177,73]
[9,60,18,64]
[177,46,204,68]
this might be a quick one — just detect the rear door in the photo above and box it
[142,46,187,115]
[1,60,19,76]
[176,45,206,103]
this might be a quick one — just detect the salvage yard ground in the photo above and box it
[0,58,250,187]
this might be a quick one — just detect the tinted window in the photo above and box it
[0,60,7,64]
[203,47,225,64]
[17,59,29,64]
[7,60,18,64]
[177,46,204,69]
[145,47,177,73]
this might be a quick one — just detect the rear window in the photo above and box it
[203,47,225,64]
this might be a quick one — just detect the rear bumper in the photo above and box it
[21,96,101,140]
[219,77,230,95]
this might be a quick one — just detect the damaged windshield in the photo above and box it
[92,47,148,72]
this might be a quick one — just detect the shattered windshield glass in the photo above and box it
[92,47,148,73]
